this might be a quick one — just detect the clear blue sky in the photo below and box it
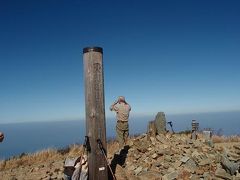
[0,0,240,123]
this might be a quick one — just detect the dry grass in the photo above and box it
[1,134,239,172]
[0,140,119,172]
[67,144,84,157]
[0,148,61,171]
[212,135,240,143]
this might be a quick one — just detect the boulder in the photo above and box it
[180,156,190,163]
[221,155,239,175]
[162,171,178,180]
[134,166,143,175]
[215,168,232,180]
[148,121,157,137]
[154,112,167,134]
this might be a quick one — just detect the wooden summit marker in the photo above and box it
[83,47,108,180]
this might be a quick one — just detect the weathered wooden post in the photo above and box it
[191,120,199,140]
[83,47,108,180]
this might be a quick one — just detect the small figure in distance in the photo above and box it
[0,132,4,142]
[110,96,131,150]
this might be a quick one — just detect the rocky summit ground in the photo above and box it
[0,133,240,180]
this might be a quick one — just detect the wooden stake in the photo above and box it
[83,47,108,180]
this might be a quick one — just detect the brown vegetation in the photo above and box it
[0,149,60,171]
[0,134,240,179]
[212,135,240,143]
[0,141,119,172]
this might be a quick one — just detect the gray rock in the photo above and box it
[134,166,143,175]
[162,163,170,169]
[192,150,201,158]
[164,155,172,162]
[148,121,157,137]
[29,168,34,172]
[233,145,240,151]
[143,157,150,163]
[162,171,178,180]
[157,148,166,156]
[235,150,240,156]
[190,174,200,180]
[133,140,148,153]
[152,153,158,159]
[236,171,240,178]
[173,161,182,169]
[227,151,240,162]
[229,156,240,162]
[152,162,162,167]
[167,167,175,173]
[221,155,239,175]
[51,174,58,179]
[180,156,190,163]
[53,168,60,172]
[128,140,134,147]
[185,159,197,173]
[38,164,45,168]
[198,158,211,166]
[154,112,167,134]
[10,177,18,180]
[134,154,141,160]
[150,137,156,143]
[139,171,162,180]
[156,134,167,144]
[57,175,64,179]
[203,172,211,180]
[215,168,232,180]
[128,165,136,171]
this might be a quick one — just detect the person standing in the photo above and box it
[0,132,4,142]
[110,96,131,149]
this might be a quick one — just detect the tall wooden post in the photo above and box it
[191,120,199,140]
[83,47,108,180]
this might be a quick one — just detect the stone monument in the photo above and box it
[154,112,167,134]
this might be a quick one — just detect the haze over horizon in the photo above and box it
[1,0,240,123]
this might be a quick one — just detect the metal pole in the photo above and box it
[83,47,108,180]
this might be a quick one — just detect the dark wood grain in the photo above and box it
[83,48,108,180]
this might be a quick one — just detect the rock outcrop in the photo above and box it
[0,133,240,180]
[113,133,240,180]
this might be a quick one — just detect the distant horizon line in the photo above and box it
[1,109,240,125]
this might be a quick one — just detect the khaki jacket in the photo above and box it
[110,103,131,122]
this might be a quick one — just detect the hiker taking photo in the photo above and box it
[110,96,131,149]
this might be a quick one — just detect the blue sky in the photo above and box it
[0,0,240,123]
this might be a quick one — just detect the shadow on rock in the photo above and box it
[109,145,129,179]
